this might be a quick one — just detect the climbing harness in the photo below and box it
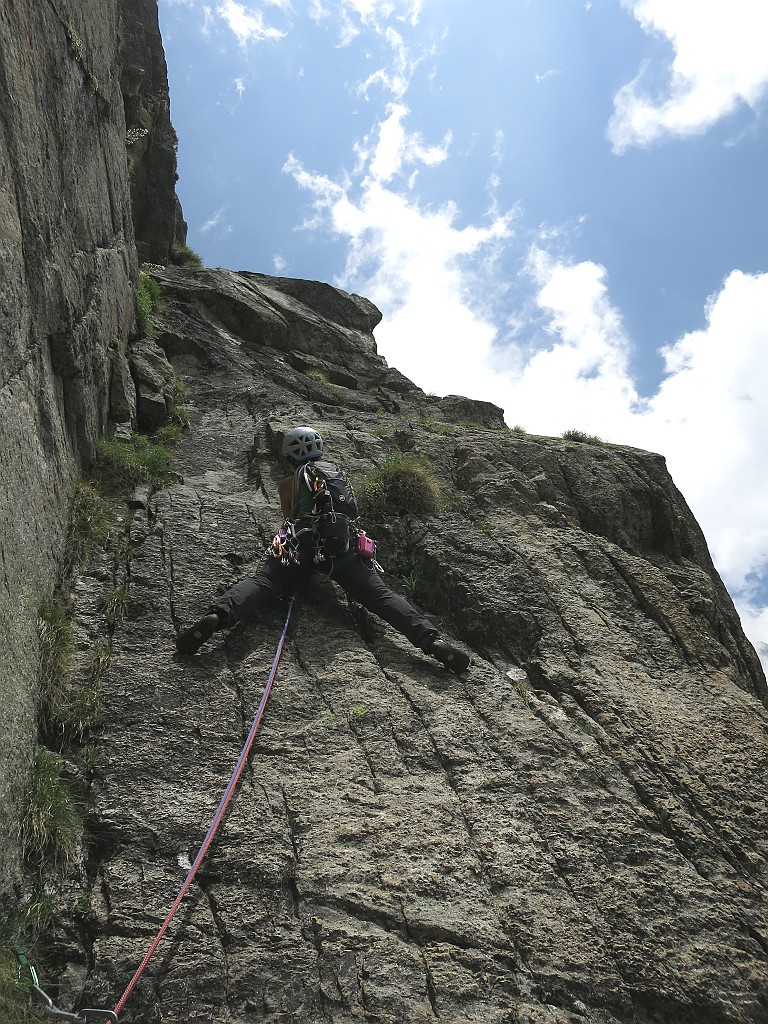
[109,596,295,1021]
[12,937,117,1023]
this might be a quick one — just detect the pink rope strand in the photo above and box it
[109,598,294,1021]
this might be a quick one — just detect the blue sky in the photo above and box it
[158,0,768,662]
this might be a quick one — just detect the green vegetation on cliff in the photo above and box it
[362,453,442,517]
[171,242,204,268]
[0,942,35,1024]
[21,748,80,870]
[91,434,176,493]
[137,271,162,338]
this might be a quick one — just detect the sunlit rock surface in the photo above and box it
[61,266,768,1024]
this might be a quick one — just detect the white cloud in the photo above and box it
[332,2,425,97]
[357,26,417,98]
[508,257,768,661]
[200,206,229,232]
[336,3,404,48]
[650,272,768,664]
[362,103,451,183]
[643,270,768,590]
[344,0,396,20]
[610,0,768,150]
[336,12,360,46]
[511,248,641,428]
[215,0,286,45]
[491,130,505,166]
[308,0,330,21]
[352,190,513,398]
[283,110,516,399]
[343,0,422,26]
[286,103,768,655]
[233,76,246,96]
[188,0,423,91]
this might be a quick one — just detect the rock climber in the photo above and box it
[176,426,470,673]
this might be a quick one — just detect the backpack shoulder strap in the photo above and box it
[300,462,327,497]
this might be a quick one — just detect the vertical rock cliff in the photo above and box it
[1,0,133,902]
[118,0,187,264]
[0,0,181,908]
[45,267,763,1024]
[2,5,768,1024]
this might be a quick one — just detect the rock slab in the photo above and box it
[55,267,768,1024]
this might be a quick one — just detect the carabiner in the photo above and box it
[31,984,118,1023]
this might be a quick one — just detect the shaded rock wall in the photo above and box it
[0,0,136,903]
[54,266,768,1024]
[0,0,181,911]
[119,0,186,264]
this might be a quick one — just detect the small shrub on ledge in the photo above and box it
[170,243,204,268]
[91,434,175,493]
[562,429,604,445]
[362,453,442,518]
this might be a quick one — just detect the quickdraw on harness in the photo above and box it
[270,518,382,572]
[12,936,117,1023]
[270,519,309,565]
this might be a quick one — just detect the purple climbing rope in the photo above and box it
[110,598,295,1021]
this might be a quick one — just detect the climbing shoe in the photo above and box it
[176,613,220,655]
[429,639,471,675]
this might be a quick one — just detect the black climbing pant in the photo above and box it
[212,549,438,652]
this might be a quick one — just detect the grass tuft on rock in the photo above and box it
[38,599,109,745]
[362,453,442,518]
[68,481,112,566]
[101,587,129,627]
[137,271,162,338]
[21,883,57,937]
[91,434,175,493]
[171,243,204,268]
[38,599,74,736]
[59,685,102,743]
[21,748,80,869]
[562,429,604,445]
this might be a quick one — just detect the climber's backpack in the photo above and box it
[299,460,360,556]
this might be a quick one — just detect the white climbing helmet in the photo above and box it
[282,426,324,466]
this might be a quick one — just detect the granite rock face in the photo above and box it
[51,266,768,1024]
[130,336,176,428]
[3,4,767,1022]
[0,0,183,911]
[119,0,187,264]
[0,0,137,901]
